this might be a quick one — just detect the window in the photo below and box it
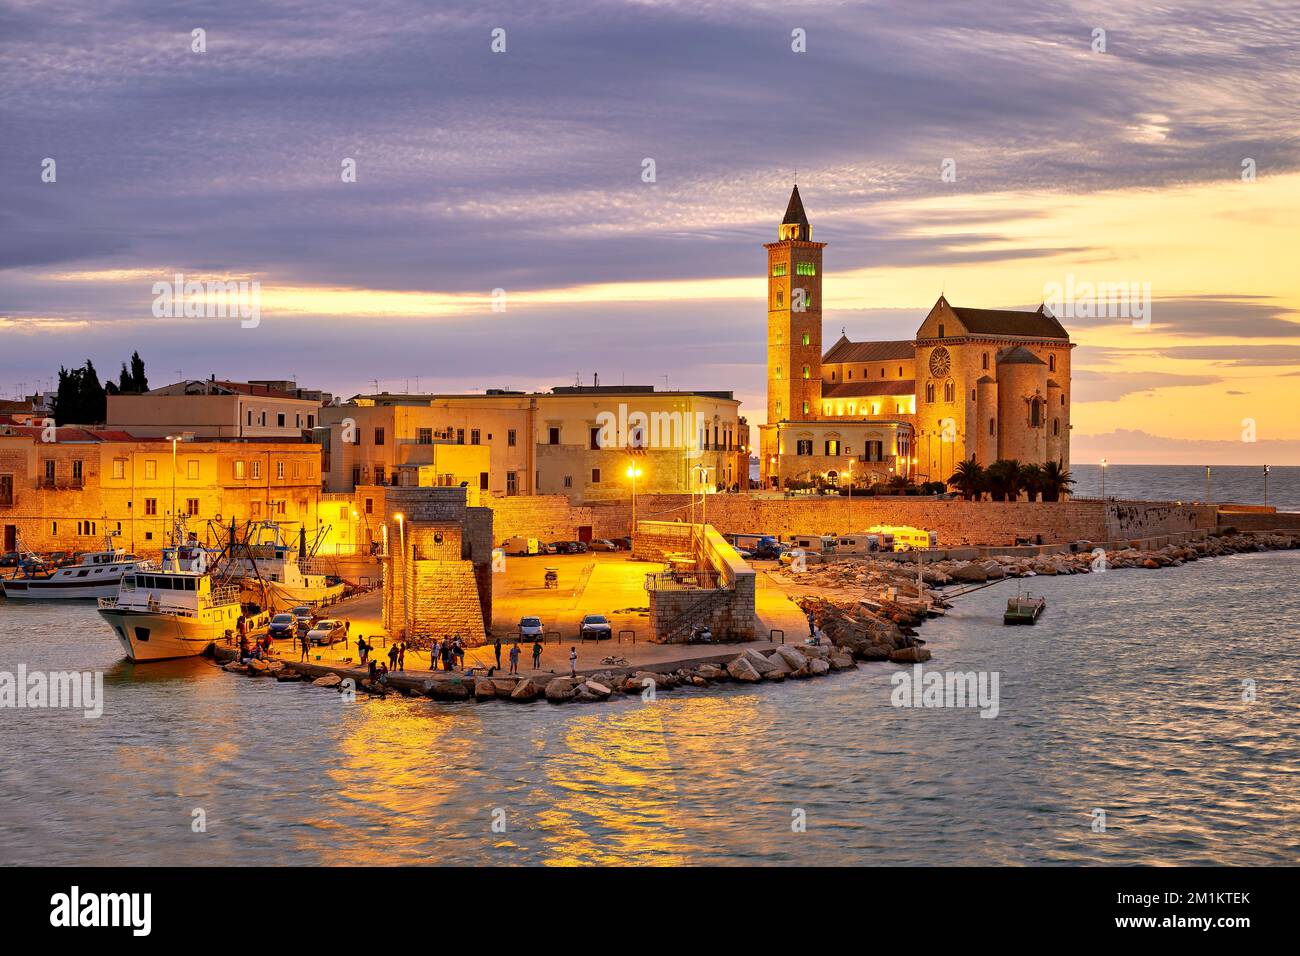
[824,440,840,456]
[982,352,989,370]
[307,415,314,429]
[276,461,285,480]
[775,401,782,417]
[943,381,955,403]
[456,429,465,445]
[112,459,126,479]
[1031,401,1043,427]
[507,429,517,447]
[564,475,572,488]
[292,462,301,479]
[796,439,813,456]
[1053,418,1060,436]
[802,365,810,379]
[471,429,480,445]
[374,465,386,485]
[77,520,97,536]
[548,427,560,445]
[72,459,83,481]
[864,440,884,461]
[144,460,157,479]
[364,497,373,515]
[796,261,817,276]
[938,324,945,337]
[145,498,157,516]
[187,459,198,480]
[925,383,935,403]
[989,418,996,436]
[418,428,433,445]
[802,401,809,414]
[234,460,246,480]
[50,521,57,536]
[506,471,518,495]
[260,411,267,426]
[971,389,977,402]
[801,333,810,346]
[247,410,253,426]
[591,468,601,484]
[374,427,385,446]
[770,263,787,277]
[251,460,261,479]
[480,472,489,490]
[776,290,784,307]
[589,427,601,451]
[1049,354,1057,372]
[186,498,199,516]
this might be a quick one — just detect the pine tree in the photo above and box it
[129,351,148,392]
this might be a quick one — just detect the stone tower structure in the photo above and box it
[765,186,825,425]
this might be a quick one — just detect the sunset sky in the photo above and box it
[3,0,1299,463]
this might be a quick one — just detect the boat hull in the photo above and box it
[1,577,124,600]
[98,606,240,661]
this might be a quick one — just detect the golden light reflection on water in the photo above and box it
[538,694,764,866]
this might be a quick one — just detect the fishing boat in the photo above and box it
[1,536,150,600]
[217,520,346,611]
[1003,592,1047,625]
[97,543,244,661]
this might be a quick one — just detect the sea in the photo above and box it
[2,546,1297,866]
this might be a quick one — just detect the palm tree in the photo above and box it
[885,473,911,494]
[947,457,986,501]
[1019,463,1044,502]
[985,459,1022,501]
[1039,459,1075,502]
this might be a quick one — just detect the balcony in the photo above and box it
[36,475,88,490]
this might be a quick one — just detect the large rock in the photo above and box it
[695,664,725,680]
[430,679,470,700]
[583,680,612,699]
[949,563,989,583]
[726,656,762,682]
[492,679,518,696]
[246,658,270,675]
[311,672,342,687]
[510,679,540,701]
[772,645,809,670]
[276,670,304,682]
[829,652,856,671]
[808,659,831,676]
[545,677,577,702]
[741,648,779,675]
[889,646,932,663]
[474,678,496,699]
[223,662,249,674]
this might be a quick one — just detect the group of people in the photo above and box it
[490,636,545,675]
[237,633,274,664]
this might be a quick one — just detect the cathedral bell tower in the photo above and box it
[765,185,825,424]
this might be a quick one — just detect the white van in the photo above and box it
[502,536,540,556]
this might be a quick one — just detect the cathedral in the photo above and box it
[758,186,1073,490]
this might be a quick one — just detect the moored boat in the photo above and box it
[1,538,150,601]
[1004,593,1047,625]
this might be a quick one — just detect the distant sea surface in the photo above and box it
[1,549,1298,865]
[747,460,1299,513]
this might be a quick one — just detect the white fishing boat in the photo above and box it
[1,537,150,600]
[97,544,243,661]
[220,521,345,611]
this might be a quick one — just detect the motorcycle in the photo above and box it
[687,623,713,644]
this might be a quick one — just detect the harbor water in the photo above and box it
[1,548,1296,866]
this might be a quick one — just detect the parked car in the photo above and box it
[519,616,544,639]
[306,619,346,647]
[579,614,612,640]
[539,541,559,554]
[588,538,618,552]
[501,535,540,556]
[267,613,297,639]
[0,552,21,568]
[568,540,589,553]
[612,536,632,550]
[288,605,314,630]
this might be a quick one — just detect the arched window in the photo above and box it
[943,380,955,403]
[982,352,989,370]
[925,382,935,403]
[802,365,810,379]
[938,323,945,338]
[1030,400,1043,427]
[1053,418,1060,436]
[1049,354,1056,372]
[989,417,996,436]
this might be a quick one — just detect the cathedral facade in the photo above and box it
[758,186,1073,490]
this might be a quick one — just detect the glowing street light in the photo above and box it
[1100,458,1108,498]
[393,511,408,639]
[1264,464,1270,507]
[626,462,643,539]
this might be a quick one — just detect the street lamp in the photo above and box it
[846,459,853,531]
[1100,458,1108,499]
[393,512,408,639]
[1205,465,1212,503]
[165,434,181,542]
[625,462,643,540]
[1264,464,1270,507]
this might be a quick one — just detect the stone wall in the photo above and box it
[637,521,756,642]
[1216,509,1300,532]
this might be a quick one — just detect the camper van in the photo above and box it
[862,525,938,551]
[501,536,540,556]
[787,534,837,554]
[834,533,893,555]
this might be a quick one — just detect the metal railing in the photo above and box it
[644,570,727,592]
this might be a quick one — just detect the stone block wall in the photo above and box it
[637,520,756,642]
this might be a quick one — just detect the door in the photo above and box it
[0,474,12,506]
[577,525,593,543]
[3,524,16,551]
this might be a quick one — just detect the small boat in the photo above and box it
[217,521,346,611]
[1,537,151,600]
[1004,592,1046,625]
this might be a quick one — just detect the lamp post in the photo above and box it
[626,462,642,540]
[1205,466,1212,503]
[1264,464,1270,507]
[394,512,408,639]
[1100,458,1108,499]
[165,434,181,540]
[846,459,853,532]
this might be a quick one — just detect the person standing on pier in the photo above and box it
[807,609,817,639]
[358,636,369,665]
[397,643,405,671]
[493,636,502,668]
[388,643,399,670]
[508,641,520,675]
[532,641,542,670]
[569,646,577,679]
[300,630,310,661]
[454,637,465,670]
